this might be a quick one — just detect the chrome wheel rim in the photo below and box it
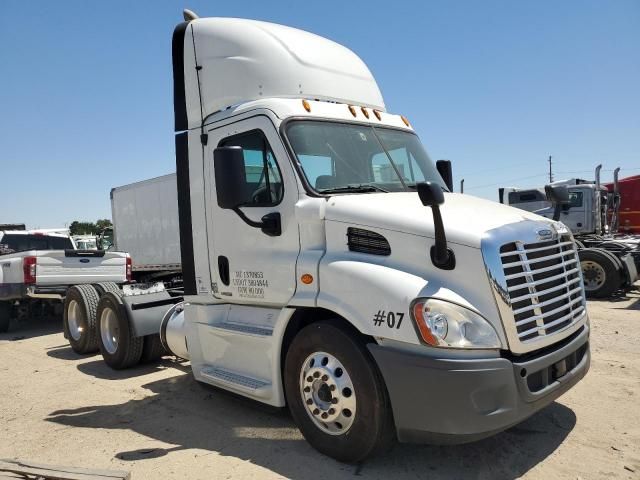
[67,300,83,341]
[581,260,606,291]
[100,307,119,355]
[299,351,356,435]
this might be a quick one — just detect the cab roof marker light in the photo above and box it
[373,109,382,120]
[348,105,357,117]
[401,115,411,127]
[361,107,370,119]
[302,99,311,112]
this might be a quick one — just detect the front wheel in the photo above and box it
[284,321,395,463]
[579,248,620,298]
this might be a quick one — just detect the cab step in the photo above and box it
[200,365,271,397]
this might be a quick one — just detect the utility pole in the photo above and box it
[548,155,553,183]
[460,179,464,193]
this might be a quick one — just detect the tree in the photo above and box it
[95,219,113,231]
[68,219,112,236]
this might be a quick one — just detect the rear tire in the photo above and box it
[284,320,395,463]
[0,302,12,333]
[579,248,620,298]
[96,292,143,369]
[63,285,100,354]
[93,282,121,296]
[140,334,167,363]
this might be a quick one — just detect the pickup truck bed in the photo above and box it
[1,249,128,301]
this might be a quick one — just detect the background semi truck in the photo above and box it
[62,11,591,463]
[500,166,640,298]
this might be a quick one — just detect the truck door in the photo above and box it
[561,188,588,234]
[204,116,300,306]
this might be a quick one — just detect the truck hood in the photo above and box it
[324,192,549,248]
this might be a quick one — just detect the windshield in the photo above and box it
[285,121,447,193]
[76,238,97,250]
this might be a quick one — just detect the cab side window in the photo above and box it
[219,131,283,206]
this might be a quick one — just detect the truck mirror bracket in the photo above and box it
[416,182,456,270]
[232,209,282,237]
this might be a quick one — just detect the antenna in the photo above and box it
[548,155,553,183]
[460,179,464,193]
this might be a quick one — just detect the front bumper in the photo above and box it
[368,324,590,444]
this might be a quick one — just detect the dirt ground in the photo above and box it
[1,290,639,480]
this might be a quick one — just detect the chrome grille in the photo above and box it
[499,234,585,342]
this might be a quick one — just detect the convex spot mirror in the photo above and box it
[214,146,248,209]
[417,182,445,207]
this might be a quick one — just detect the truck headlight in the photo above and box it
[410,298,501,349]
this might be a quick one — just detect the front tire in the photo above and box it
[284,321,395,463]
[579,248,620,298]
[63,285,100,354]
[96,292,143,369]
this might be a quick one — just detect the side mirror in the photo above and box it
[213,146,282,236]
[545,185,570,205]
[436,160,453,192]
[416,182,455,270]
[544,185,570,221]
[417,182,444,207]
[214,146,248,209]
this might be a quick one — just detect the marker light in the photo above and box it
[411,298,501,349]
[348,105,357,117]
[401,115,411,127]
[301,274,314,284]
[302,99,311,112]
[360,107,369,119]
[373,110,382,121]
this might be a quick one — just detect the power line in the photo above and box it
[464,173,549,191]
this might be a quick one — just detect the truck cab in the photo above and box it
[159,15,591,461]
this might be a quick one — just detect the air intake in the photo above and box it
[347,228,391,256]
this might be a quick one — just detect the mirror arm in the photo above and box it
[552,204,562,221]
[232,208,282,237]
[429,205,456,270]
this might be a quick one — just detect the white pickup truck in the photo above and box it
[0,230,130,333]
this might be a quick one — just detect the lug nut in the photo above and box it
[329,385,336,391]
[313,372,320,378]
[329,408,335,414]
[313,408,320,415]
[321,374,329,381]
[321,412,328,419]
[303,386,311,393]
[331,398,338,404]
[306,399,313,405]
[306,376,313,383]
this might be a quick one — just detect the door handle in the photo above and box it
[218,256,230,286]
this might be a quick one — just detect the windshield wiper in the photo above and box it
[319,184,390,194]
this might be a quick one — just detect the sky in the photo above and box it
[1,0,638,228]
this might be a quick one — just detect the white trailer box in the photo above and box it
[111,174,181,272]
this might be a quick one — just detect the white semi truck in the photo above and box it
[64,11,591,462]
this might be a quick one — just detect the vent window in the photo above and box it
[347,228,391,256]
